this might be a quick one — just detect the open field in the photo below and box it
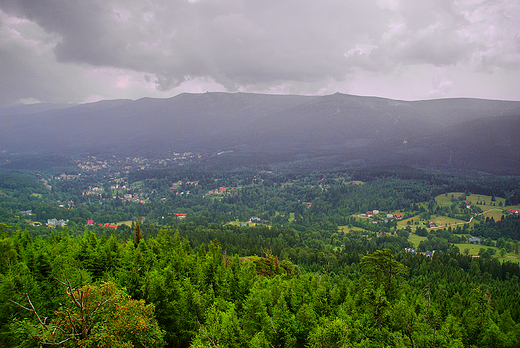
[227,221,259,227]
[478,208,507,221]
[435,192,506,207]
[338,225,368,234]
[454,242,487,255]
[408,234,427,248]
[429,215,469,228]
[453,243,520,263]
[497,254,520,263]
[435,192,466,207]
[468,193,506,207]
[408,233,520,263]
[397,215,468,231]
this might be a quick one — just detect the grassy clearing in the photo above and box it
[397,215,467,231]
[497,254,520,264]
[408,234,427,248]
[338,226,369,234]
[454,243,520,263]
[436,192,504,209]
[469,193,506,207]
[435,192,466,207]
[478,208,507,221]
[227,221,259,227]
[408,235,520,263]
[430,216,469,227]
[30,193,42,198]
[454,242,486,255]
[436,192,508,220]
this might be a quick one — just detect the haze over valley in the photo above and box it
[1,92,519,175]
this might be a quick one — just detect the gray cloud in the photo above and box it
[0,0,519,106]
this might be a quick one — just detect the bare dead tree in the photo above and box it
[404,317,415,348]
[10,277,113,345]
[423,283,431,326]
[10,286,80,345]
[430,317,437,348]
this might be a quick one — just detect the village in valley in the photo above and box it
[12,164,520,264]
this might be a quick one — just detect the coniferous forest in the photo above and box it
[1,165,520,347]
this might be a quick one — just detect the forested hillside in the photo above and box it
[1,165,520,347]
[2,92,520,174]
[1,228,519,347]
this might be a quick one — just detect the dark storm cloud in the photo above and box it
[0,0,519,106]
[0,0,392,91]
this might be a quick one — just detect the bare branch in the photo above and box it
[65,280,81,309]
[197,319,217,347]
[9,299,32,312]
[87,297,113,333]
[54,278,68,287]
[40,336,74,346]
[91,297,111,315]
[49,325,75,336]
[24,292,49,329]
[62,307,79,332]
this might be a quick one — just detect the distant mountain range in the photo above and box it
[1,92,520,175]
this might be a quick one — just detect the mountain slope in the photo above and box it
[0,92,519,174]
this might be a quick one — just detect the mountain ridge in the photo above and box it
[1,92,519,174]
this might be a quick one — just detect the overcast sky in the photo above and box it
[0,0,519,107]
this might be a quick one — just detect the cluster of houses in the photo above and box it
[167,213,186,219]
[122,193,149,203]
[83,186,103,196]
[171,180,198,189]
[47,219,67,227]
[87,220,117,228]
[403,248,436,257]
[110,182,129,190]
[204,186,238,197]
[55,174,81,180]
[363,210,403,219]
[39,178,52,189]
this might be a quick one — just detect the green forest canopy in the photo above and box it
[1,165,520,347]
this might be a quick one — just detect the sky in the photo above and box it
[0,0,519,108]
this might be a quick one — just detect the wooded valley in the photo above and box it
[1,165,520,347]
